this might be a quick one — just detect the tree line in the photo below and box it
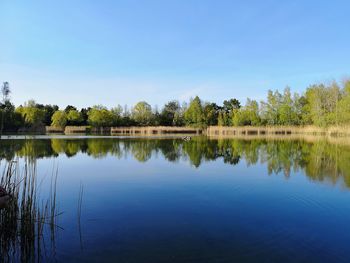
[1,79,350,132]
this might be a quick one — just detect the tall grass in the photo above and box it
[0,159,61,263]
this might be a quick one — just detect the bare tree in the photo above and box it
[1,82,11,138]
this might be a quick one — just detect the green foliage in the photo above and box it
[184,96,204,127]
[16,100,45,127]
[0,101,23,132]
[217,111,225,126]
[132,101,154,126]
[304,83,341,126]
[223,98,241,113]
[338,80,350,124]
[160,101,181,126]
[67,109,83,125]
[5,78,350,130]
[51,111,67,128]
[203,103,219,126]
[233,99,261,126]
[88,106,115,127]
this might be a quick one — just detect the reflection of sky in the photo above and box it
[28,148,350,262]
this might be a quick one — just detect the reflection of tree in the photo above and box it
[16,139,57,160]
[3,137,350,189]
[156,139,182,162]
[129,140,153,162]
[0,139,24,161]
[87,139,122,159]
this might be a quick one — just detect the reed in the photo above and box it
[64,126,91,134]
[111,126,202,135]
[207,125,350,137]
[0,159,61,262]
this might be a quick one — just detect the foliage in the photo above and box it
[3,78,350,131]
[16,100,45,127]
[160,100,181,126]
[184,96,204,127]
[67,109,83,125]
[132,101,154,126]
[88,105,115,127]
[51,110,67,128]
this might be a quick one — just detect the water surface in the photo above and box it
[1,136,350,262]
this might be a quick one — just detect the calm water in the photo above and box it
[1,136,350,262]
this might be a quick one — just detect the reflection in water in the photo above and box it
[1,137,350,189]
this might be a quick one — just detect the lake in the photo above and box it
[1,136,350,262]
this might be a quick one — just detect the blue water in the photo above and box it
[2,137,350,262]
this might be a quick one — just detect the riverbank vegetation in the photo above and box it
[1,79,350,132]
[0,160,60,262]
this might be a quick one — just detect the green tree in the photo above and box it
[16,100,45,127]
[132,101,154,126]
[217,111,225,126]
[184,96,204,127]
[67,109,83,125]
[338,80,350,124]
[88,105,115,127]
[160,100,181,126]
[304,83,341,126]
[203,103,219,126]
[223,98,241,113]
[279,87,299,125]
[110,105,123,126]
[261,90,282,125]
[51,110,68,128]
[232,99,260,126]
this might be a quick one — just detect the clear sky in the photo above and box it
[1,0,349,109]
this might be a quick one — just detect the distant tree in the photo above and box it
[279,87,298,125]
[217,111,225,126]
[51,110,67,128]
[80,108,90,125]
[260,90,282,125]
[16,100,45,127]
[233,99,260,126]
[37,104,59,126]
[304,83,341,126]
[67,109,83,125]
[64,105,77,113]
[223,98,241,113]
[153,105,161,126]
[203,102,219,126]
[1,82,11,137]
[160,100,181,126]
[338,79,350,124]
[132,101,154,126]
[184,96,204,127]
[88,105,115,127]
[110,105,123,126]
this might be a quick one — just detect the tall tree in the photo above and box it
[160,100,181,126]
[1,82,11,137]
[51,110,68,128]
[203,102,219,126]
[184,96,204,127]
[88,105,115,127]
[16,100,45,128]
[67,109,83,126]
[132,101,154,126]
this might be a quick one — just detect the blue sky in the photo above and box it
[1,0,349,109]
